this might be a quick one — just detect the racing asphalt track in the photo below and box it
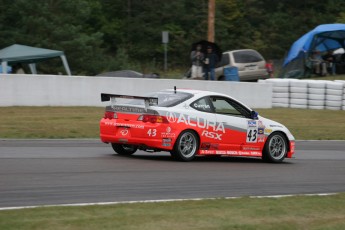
[0,139,345,208]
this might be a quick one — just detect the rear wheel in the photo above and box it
[262,132,287,163]
[111,143,137,155]
[171,130,199,162]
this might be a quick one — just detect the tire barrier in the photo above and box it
[263,79,345,110]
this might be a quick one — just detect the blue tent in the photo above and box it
[283,24,345,66]
[280,24,345,78]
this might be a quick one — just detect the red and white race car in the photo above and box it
[100,88,295,162]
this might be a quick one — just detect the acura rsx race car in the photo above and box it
[100,88,295,163]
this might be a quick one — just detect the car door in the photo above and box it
[209,96,261,152]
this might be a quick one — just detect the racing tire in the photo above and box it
[290,87,308,93]
[273,86,289,93]
[325,100,342,107]
[111,143,138,155]
[290,93,308,99]
[326,94,342,101]
[326,89,343,96]
[308,80,326,88]
[262,132,288,163]
[171,130,199,162]
[308,100,324,106]
[327,82,344,90]
[308,94,325,100]
[273,92,289,98]
[308,88,325,94]
[290,80,308,87]
[265,79,289,87]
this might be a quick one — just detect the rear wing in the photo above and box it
[101,93,158,109]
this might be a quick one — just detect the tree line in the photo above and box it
[1,0,345,76]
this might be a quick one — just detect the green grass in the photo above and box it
[255,108,345,140]
[308,74,345,81]
[0,107,344,140]
[0,194,345,230]
[0,107,104,138]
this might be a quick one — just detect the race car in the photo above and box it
[100,88,295,163]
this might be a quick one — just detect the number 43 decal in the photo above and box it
[246,128,257,143]
[147,129,157,137]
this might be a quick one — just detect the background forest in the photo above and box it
[1,0,345,76]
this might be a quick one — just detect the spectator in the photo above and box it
[309,50,327,76]
[190,44,204,79]
[265,59,274,78]
[12,63,25,74]
[203,46,218,80]
[322,50,336,75]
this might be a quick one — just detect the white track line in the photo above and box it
[0,193,338,211]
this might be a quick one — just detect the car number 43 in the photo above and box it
[147,129,157,137]
[247,128,257,143]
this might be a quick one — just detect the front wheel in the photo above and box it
[171,130,199,162]
[111,143,137,155]
[262,132,287,163]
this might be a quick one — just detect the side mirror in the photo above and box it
[251,111,259,120]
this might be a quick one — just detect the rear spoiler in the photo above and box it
[101,93,158,109]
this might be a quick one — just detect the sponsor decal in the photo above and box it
[161,127,176,138]
[112,106,146,113]
[166,127,171,133]
[264,128,272,134]
[242,146,260,151]
[248,120,257,127]
[258,127,264,135]
[258,134,265,142]
[199,150,262,156]
[120,129,129,136]
[193,103,210,110]
[270,124,283,128]
[165,112,225,133]
[257,121,266,142]
[166,112,177,123]
[201,130,222,140]
[104,121,144,129]
[162,143,171,147]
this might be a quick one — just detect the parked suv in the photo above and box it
[215,49,268,81]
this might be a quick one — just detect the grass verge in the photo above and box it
[0,194,345,230]
[0,107,344,140]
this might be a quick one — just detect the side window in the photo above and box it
[191,97,213,112]
[210,96,250,118]
[233,51,263,63]
[219,53,230,67]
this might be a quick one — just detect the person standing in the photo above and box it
[190,44,204,79]
[204,46,218,80]
[265,59,274,78]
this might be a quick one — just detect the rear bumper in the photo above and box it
[100,133,174,151]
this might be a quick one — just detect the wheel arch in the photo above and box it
[265,131,290,151]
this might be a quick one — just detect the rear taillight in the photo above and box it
[138,115,169,123]
[104,111,117,119]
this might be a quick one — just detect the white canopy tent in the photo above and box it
[0,44,71,75]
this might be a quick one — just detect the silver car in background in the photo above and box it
[215,49,268,81]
